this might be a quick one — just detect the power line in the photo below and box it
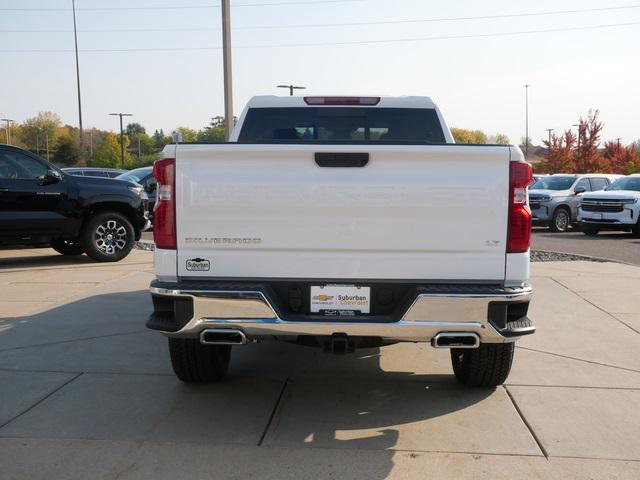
[0,0,361,11]
[0,20,638,52]
[2,4,640,32]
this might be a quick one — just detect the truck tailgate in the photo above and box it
[175,144,511,281]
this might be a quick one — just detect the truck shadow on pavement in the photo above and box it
[0,249,96,269]
[0,290,496,479]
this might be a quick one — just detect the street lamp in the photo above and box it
[572,124,582,149]
[545,128,554,145]
[72,0,84,160]
[1,118,14,144]
[221,0,233,141]
[524,84,530,158]
[277,85,306,96]
[109,113,133,168]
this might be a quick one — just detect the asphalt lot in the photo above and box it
[532,228,640,266]
[1,248,640,479]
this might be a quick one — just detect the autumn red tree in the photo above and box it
[540,130,576,173]
[603,141,640,174]
[573,110,607,172]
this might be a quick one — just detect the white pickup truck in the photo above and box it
[147,95,534,387]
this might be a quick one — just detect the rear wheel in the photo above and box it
[81,212,135,262]
[51,239,84,256]
[451,343,514,387]
[168,338,231,383]
[549,208,571,232]
[581,224,600,236]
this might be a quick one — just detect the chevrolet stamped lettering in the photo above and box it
[184,237,262,245]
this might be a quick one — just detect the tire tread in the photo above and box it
[451,343,514,387]
[168,338,231,383]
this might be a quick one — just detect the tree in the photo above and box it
[603,141,640,174]
[91,132,132,168]
[19,112,62,156]
[451,128,487,144]
[52,136,81,166]
[574,110,606,172]
[125,122,146,143]
[174,127,197,142]
[210,115,237,129]
[153,129,172,149]
[489,133,510,145]
[540,130,576,173]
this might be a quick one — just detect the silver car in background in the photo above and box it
[529,174,620,232]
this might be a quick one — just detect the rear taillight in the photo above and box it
[303,96,380,106]
[507,161,533,253]
[153,158,176,250]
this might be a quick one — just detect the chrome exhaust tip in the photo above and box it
[200,328,248,345]
[431,332,480,349]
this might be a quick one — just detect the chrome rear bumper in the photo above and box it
[148,283,533,344]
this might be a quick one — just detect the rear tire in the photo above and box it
[451,343,514,387]
[168,338,231,383]
[51,239,84,256]
[581,224,600,236]
[549,207,571,232]
[81,211,135,262]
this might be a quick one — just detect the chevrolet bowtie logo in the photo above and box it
[313,295,334,301]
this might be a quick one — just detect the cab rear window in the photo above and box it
[237,107,446,144]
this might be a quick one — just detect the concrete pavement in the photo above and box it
[1,248,639,479]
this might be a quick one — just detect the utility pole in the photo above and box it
[71,0,84,162]
[277,85,306,96]
[221,0,233,141]
[109,113,133,169]
[138,136,141,162]
[1,118,13,144]
[573,124,582,150]
[89,129,93,157]
[524,84,530,159]
[545,128,554,145]
[45,134,50,161]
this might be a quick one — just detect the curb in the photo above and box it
[135,241,155,252]
[134,241,614,264]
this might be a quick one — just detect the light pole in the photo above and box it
[616,137,622,147]
[221,0,233,141]
[545,128,554,145]
[524,84,530,158]
[572,124,582,150]
[109,113,133,168]
[277,85,306,96]
[71,0,84,161]
[1,118,14,144]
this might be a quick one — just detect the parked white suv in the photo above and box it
[578,174,640,236]
[529,173,620,232]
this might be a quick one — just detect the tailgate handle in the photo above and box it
[315,152,369,168]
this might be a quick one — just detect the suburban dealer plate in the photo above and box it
[310,285,371,315]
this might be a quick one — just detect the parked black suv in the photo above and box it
[0,144,148,262]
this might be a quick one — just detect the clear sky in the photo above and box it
[1,0,639,145]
